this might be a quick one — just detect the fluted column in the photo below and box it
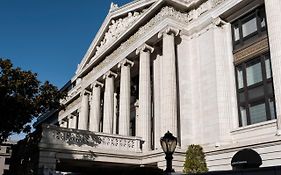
[136,44,154,151]
[113,92,118,134]
[153,54,161,149]
[265,0,281,135]
[103,71,117,134]
[69,114,77,129]
[118,59,134,136]
[78,90,90,130]
[89,81,103,132]
[158,27,179,137]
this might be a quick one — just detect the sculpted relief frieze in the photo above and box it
[91,0,224,75]
[95,9,147,56]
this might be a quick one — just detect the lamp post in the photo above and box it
[160,131,177,173]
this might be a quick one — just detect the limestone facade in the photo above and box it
[35,0,281,174]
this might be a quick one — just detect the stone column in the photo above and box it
[158,27,179,137]
[89,81,103,132]
[78,91,90,130]
[136,44,154,151]
[69,114,77,129]
[60,120,67,128]
[103,71,117,134]
[118,59,134,136]
[153,54,161,149]
[113,92,118,134]
[265,0,281,135]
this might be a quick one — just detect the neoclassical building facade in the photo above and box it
[34,0,281,174]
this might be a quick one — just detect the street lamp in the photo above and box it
[160,131,177,173]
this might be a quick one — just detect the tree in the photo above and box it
[183,144,208,174]
[0,59,65,143]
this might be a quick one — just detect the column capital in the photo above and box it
[136,43,154,55]
[212,17,227,27]
[91,81,104,88]
[103,70,118,79]
[158,26,180,38]
[118,58,134,68]
[81,89,91,96]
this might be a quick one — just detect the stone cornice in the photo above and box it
[75,0,227,78]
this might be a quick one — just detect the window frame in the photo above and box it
[232,6,267,50]
[235,53,276,127]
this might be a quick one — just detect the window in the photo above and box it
[232,6,267,50]
[235,53,276,126]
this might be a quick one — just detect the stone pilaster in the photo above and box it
[265,0,281,135]
[118,59,134,136]
[136,43,154,151]
[103,71,117,134]
[158,27,179,137]
[89,81,103,132]
[78,90,90,130]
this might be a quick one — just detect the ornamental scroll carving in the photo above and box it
[95,9,147,56]
[51,130,102,147]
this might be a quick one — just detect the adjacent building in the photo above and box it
[0,142,14,175]
[34,0,281,174]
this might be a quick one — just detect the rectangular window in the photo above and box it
[235,53,276,127]
[232,6,267,50]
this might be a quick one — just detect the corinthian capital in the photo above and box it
[158,26,180,38]
[136,43,154,55]
[118,58,134,68]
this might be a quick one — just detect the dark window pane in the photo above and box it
[242,17,257,37]
[248,85,264,100]
[246,61,262,86]
[267,82,274,96]
[239,92,246,103]
[249,102,267,124]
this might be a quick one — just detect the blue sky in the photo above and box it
[0,0,132,141]
[0,0,131,88]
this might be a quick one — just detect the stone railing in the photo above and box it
[41,124,142,153]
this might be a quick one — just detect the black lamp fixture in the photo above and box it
[160,131,177,173]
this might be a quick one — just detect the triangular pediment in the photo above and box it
[75,0,225,77]
[76,0,157,74]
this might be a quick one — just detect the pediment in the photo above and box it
[75,0,226,76]
[76,0,157,74]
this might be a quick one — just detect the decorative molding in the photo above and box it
[42,125,142,152]
[95,9,147,57]
[158,26,180,38]
[109,2,119,12]
[91,81,104,89]
[92,2,223,76]
[234,37,269,64]
[136,43,154,55]
[103,71,118,79]
[118,58,134,68]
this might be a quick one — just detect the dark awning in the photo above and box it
[231,148,262,170]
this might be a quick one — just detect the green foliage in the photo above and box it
[183,144,208,174]
[0,58,66,143]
